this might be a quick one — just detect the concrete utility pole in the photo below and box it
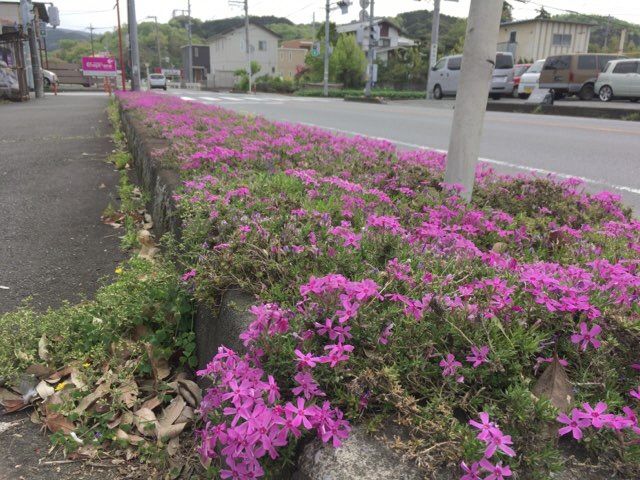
[426,0,440,99]
[115,0,127,90]
[27,20,43,98]
[444,0,503,202]
[244,0,251,93]
[323,0,330,97]
[87,24,96,56]
[187,0,193,83]
[363,0,375,97]
[127,0,141,90]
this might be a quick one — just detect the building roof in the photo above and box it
[500,18,597,28]
[281,39,313,49]
[337,17,408,37]
[207,21,281,43]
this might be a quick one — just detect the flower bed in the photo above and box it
[118,92,640,479]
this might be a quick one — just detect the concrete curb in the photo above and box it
[486,102,639,120]
[344,96,387,104]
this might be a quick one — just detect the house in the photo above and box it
[207,22,279,89]
[0,1,50,100]
[180,44,210,83]
[277,39,312,80]
[497,19,595,62]
[337,18,415,64]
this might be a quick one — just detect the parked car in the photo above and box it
[427,52,515,99]
[42,69,58,87]
[149,73,167,90]
[539,53,624,100]
[512,63,531,96]
[595,58,640,102]
[517,59,545,98]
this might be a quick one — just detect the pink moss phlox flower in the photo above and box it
[292,371,325,400]
[439,353,463,377]
[576,402,614,429]
[319,411,351,448]
[630,386,640,401]
[265,375,280,404]
[319,343,354,368]
[479,459,513,480]
[378,323,395,345]
[460,461,482,480]
[466,346,490,368]
[570,322,602,351]
[557,409,590,440]
[469,412,501,441]
[483,430,516,458]
[180,269,196,281]
[294,349,319,369]
[284,397,315,430]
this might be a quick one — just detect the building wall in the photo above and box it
[498,21,592,61]
[209,24,278,79]
[277,48,306,79]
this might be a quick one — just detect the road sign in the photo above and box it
[359,0,369,9]
[81,56,117,77]
[359,10,369,22]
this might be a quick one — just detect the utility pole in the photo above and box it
[146,16,162,69]
[20,0,43,98]
[172,3,193,84]
[115,0,126,90]
[127,0,141,90]
[427,0,440,98]
[603,15,612,51]
[444,0,503,202]
[229,0,251,92]
[323,0,330,97]
[87,24,96,56]
[364,0,375,97]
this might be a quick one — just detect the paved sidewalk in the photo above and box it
[0,93,126,479]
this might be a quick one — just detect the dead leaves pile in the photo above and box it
[0,339,202,466]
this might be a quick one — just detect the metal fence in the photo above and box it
[0,29,29,101]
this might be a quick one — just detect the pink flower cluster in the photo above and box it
[462,412,515,480]
[196,346,350,478]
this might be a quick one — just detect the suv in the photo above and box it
[427,52,515,99]
[539,53,624,100]
[595,58,640,102]
[149,73,167,90]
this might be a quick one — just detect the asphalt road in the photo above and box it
[169,90,640,212]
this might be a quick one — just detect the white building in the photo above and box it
[207,22,279,89]
[337,18,415,64]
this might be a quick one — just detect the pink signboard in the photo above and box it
[81,56,117,77]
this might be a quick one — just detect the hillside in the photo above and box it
[44,28,91,51]
[553,13,640,51]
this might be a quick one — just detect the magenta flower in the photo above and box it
[479,459,512,480]
[439,353,463,377]
[484,431,516,458]
[466,345,490,368]
[284,397,314,430]
[469,412,501,441]
[630,386,640,401]
[557,409,590,440]
[460,461,482,480]
[294,349,319,369]
[570,322,602,351]
[576,402,614,429]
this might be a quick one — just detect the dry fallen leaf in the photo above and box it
[1,399,29,413]
[45,366,74,384]
[167,436,180,457]
[69,367,87,390]
[25,364,55,378]
[44,412,76,434]
[38,335,51,362]
[118,380,139,409]
[532,356,574,413]
[177,379,202,408]
[115,428,145,446]
[176,405,195,425]
[133,408,158,438]
[145,343,171,382]
[74,382,111,415]
[35,380,55,401]
[137,230,160,260]
[141,395,163,411]
[0,387,22,402]
[157,422,187,442]
[158,396,186,429]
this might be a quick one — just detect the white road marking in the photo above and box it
[201,96,220,102]
[298,123,640,197]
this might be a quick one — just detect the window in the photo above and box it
[577,55,596,70]
[434,58,446,71]
[612,61,637,74]
[259,40,267,51]
[543,56,570,70]
[598,55,622,70]
[447,56,462,71]
[194,47,199,58]
[509,31,516,43]
[552,34,572,46]
[495,53,514,69]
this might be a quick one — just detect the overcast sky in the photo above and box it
[52,0,640,33]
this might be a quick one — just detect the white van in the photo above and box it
[427,52,515,100]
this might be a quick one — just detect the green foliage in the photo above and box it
[256,75,296,93]
[268,23,316,42]
[330,34,367,88]
[294,88,426,99]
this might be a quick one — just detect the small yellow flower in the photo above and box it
[55,382,66,392]
[82,362,91,368]
[115,267,123,274]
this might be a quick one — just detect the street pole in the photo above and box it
[364,0,375,97]
[244,0,251,93]
[115,0,126,90]
[444,0,503,202]
[187,0,193,83]
[425,0,440,99]
[87,24,95,56]
[28,19,43,98]
[127,0,141,90]
[323,0,330,97]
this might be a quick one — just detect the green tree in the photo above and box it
[535,7,551,20]
[55,39,93,63]
[501,2,513,23]
[330,34,367,88]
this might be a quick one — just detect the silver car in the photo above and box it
[595,58,640,102]
[149,73,167,90]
